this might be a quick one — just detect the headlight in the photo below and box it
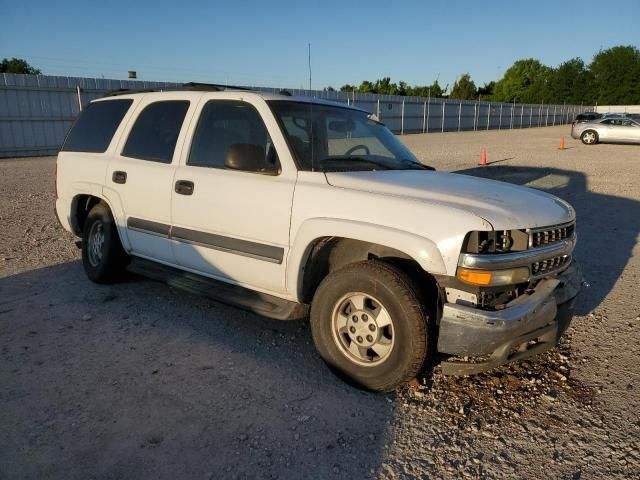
[457,266,530,286]
[463,229,529,253]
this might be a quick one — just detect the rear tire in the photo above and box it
[581,130,598,145]
[310,261,429,392]
[81,203,129,283]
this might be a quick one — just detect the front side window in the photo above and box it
[268,101,429,172]
[188,100,277,172]
[62,99,132,153]
[122,101,190,163]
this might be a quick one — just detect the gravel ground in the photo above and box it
[1,125,639,479]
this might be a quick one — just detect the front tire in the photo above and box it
[81,203,129,283]
[581,130,598,145]
[310,261,429,392]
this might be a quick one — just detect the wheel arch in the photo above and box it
[287,218,447,304]
[70,192,131,251]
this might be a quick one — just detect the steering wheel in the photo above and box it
[345,144,371,156]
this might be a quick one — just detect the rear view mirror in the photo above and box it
[328,119,355,133]
[224,144,278,175]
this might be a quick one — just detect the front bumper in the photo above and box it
[437,261,581,375]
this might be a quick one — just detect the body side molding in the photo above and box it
[125,217,284,264]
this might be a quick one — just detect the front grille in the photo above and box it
[530,222,575,248]
[531,255,571,277]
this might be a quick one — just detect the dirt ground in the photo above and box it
[1,125,639,479]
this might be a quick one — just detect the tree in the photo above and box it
[358,80,376,93]
[374,77,400,95]
[492,59,552,103]
[407,80,443,98]
[0,57,41,74]
[336,45,639,104]
[547,58,590,104]
[587,46,640,104]
[427,80,443,98]
[477,81,495,97]
[449,73,477,100]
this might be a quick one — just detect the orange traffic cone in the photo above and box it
[559,137,565,150]
[479,147,487,166]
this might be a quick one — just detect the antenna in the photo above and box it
[308,43,312,92]
[307,42,314,172]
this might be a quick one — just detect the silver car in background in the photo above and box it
[571,117,640,145]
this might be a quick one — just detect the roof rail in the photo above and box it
[104,82,253,97]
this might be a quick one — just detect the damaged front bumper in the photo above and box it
[436,261,581,375]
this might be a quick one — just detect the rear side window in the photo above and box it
[62,99,132,153]
[123,101,190,163]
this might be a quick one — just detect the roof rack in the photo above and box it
[104,81,253,97]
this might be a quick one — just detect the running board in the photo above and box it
[127,258,308,321]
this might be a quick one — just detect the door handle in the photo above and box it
[175,180,194,195]
[112,171,127,184]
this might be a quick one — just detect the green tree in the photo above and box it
[339,84,356,92]
[450,73,477,100]
[408,80,443,98]
[477,81,495,98]
[0,57,41,74]
[587,45,640,104]
[492,59,552,103]
[546,58,590,104]
[358,80,376,93]
[373,77,400,95]
[427,80,443,98]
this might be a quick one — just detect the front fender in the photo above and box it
[286,217,447,300]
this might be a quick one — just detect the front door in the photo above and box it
[171,99,296,294]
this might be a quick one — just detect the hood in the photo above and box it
[324,170,575,230]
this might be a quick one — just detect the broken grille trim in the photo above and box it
[458,234,576,270]
[527,221,576,249]
[530,254,572,279]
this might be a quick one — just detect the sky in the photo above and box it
[1,0,639,91]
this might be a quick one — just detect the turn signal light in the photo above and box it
[457,267,530,286]
[457,269,493,286]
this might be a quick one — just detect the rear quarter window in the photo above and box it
[62,99,133,153]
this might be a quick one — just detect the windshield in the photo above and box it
[268,101,430,172]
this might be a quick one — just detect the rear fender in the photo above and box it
[69,185,132,251]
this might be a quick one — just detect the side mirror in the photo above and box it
[224,144,278,175]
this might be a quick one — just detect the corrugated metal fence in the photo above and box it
[0,74,180,157]
[0,73,591,158]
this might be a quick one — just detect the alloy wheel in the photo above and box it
[331,292,395,366]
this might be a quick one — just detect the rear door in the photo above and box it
[170,97,296,294]
[104,94,196,263]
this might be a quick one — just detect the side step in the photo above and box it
[127,258,309,321]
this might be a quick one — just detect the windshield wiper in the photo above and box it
[319,156,392,170]
[400,159,435,171]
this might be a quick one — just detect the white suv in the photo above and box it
[55,84,581,391]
